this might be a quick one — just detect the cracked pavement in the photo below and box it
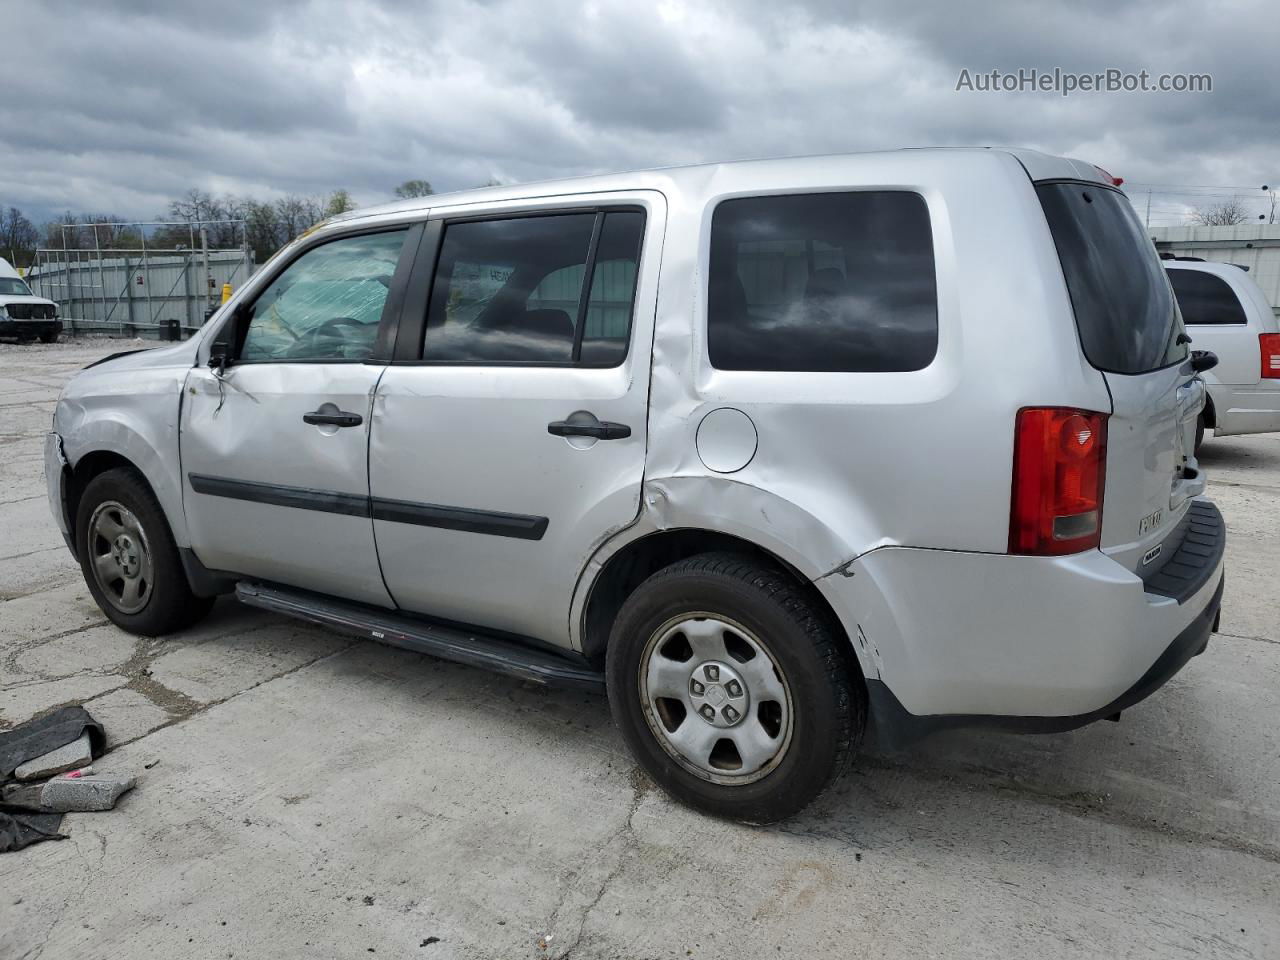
[1,338,1278,959]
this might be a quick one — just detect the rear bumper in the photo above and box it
[1210,380,1280,436]
[865,574,1223,745]
[815,497,1226,746]
[0,318,61,338]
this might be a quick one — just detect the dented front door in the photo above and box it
[178,226,414,608]
[180,363,392,606]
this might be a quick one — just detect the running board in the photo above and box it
[235,582,605,691]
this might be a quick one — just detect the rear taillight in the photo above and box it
[1261,334,1280,379]
[1009,407,1108,556]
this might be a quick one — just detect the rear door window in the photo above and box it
[1036,183,1188,374]
[708,191,938,372]
[1166,269,1248,325]
[422,210,644,365]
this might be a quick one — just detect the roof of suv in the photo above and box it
[331,146,1109,228]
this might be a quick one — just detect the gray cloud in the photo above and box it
[3,0,1277,228]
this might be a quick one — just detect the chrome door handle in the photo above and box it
[303,410,363,428]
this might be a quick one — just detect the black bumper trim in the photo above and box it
[866,574,1224,749]
[1141,499,1225,604]
[0,319,62,337]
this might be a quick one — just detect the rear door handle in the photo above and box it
[547,420,631,440]
[303,410,363,428]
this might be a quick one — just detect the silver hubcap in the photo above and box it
[87,500,154,614]
[640,615,793,785]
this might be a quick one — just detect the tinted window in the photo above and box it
[423,211,644,365]
[582,212,644,365]
[0,278,32,296]
[708,192,937,372]
[1037,183,1187,374]
[240,230,406,362]
[1167,269,1248,325]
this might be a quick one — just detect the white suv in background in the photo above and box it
[0,257,61,343]
[1164,258,1280,449]
[46,149,1226,821]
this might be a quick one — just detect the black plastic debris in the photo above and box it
[0,809,67,853]
[0,706,110,853]
[0,706,105,780]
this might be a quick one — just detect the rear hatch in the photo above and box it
[1037,181,1202,574]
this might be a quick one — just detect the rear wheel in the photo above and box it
[76,468,213,635]
[606,552,863,823]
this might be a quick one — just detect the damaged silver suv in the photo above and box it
[47,149,1226,822]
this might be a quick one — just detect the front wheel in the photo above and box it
[606,552,863,823]
[39,331,58,344]
[75,467,214,635]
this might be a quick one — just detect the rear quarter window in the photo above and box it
[1166,269,1248,325]
[1037,182,1188,375]
[707,191,938,372]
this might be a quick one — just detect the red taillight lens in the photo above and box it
[1009,407,1108,556]
[1261,333,1280,379]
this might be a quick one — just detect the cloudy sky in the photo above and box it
[3,0,1278,228]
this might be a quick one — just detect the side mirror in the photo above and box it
[207,307,242,373]
[208,336,232,373]
[1190,350,1218,374]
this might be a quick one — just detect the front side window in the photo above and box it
[708,191,938,372]
[422,210,644,365]
[240,230,407,362]
[1167,269,1248,326]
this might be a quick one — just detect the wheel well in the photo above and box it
[580,529,861,679]
[66,451,146,548]
[1201,392,1216,429]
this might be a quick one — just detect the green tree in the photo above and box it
[324,189,357,217]
[394,179,434,199]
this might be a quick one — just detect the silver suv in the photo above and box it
[46,149,1226,821]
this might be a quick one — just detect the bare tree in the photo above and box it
[394,179,434,199]
[1188,199,1251,226]
[274,195,311,244]
[0,206,38,266]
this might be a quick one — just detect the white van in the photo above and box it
[0,257,61,343]
[47,148,1225,821]
[1164,258,1280,448]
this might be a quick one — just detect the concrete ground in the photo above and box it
[1,337,1277,960]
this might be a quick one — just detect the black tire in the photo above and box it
[75,467,214,635]
[1195,413,1206,455]
[605,552,863,823]
[39,331,58,344]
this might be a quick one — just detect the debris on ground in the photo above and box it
[14,732,94,781]
[0,706,105,780]
[3,774,136,813]
[0,810,66,853]
[0,705,134,853]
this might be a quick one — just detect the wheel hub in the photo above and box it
[87,500,154,615]
[111,535,141,577]
[640,614,794,785]
[688,660,749,727]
